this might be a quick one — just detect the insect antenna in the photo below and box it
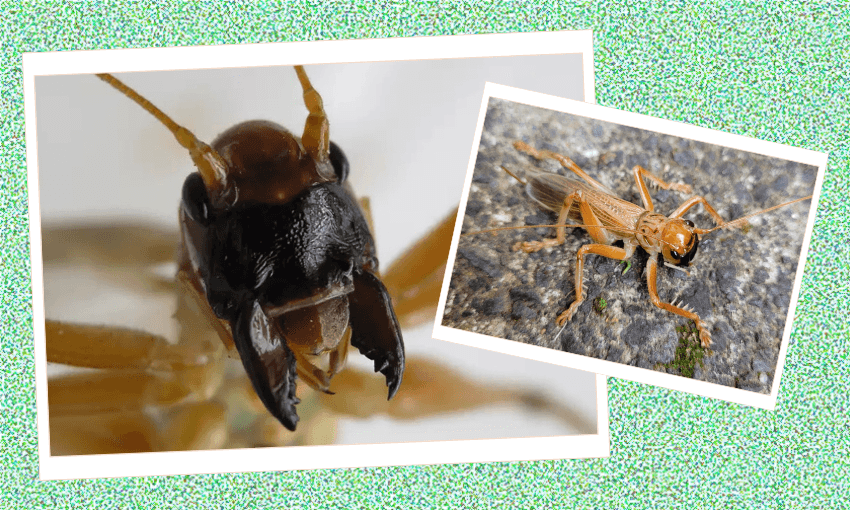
[95,73,228,193]
[693,195,813,236]
[294,65,331,166]
[501,165,527,185]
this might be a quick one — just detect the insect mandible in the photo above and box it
[92,67,404,431]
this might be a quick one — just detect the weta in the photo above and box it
[498,141,811,347]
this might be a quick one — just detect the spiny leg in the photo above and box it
[631,165,693,211]
[514,141,614,194]
[646,257,712,346]
[512,190,635,326]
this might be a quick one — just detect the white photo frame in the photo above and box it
[435,83,827,411]
[24,31,609,481]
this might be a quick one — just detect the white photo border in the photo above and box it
[24,31,609,481]
[434,82,827,411]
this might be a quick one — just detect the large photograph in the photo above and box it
[26,33,608,480]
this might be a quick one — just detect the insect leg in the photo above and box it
[559,243,635,326]
[631,165,693,212]
[514,191,579,253]
[513,141,615,195]
[646,257,712,346]
[315,358,593,432]
[46,320,179,370]
[382,209,457,329]
[555,194,636,325]
[48,322,224,453]
[668,195,744,229]
[50,409,160,455]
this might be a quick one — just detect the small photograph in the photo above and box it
[26,32,608,481]
[436,84,826,409]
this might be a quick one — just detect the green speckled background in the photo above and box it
[1,1,846,507]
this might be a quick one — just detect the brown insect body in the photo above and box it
[97,68,404,431]
[523,167,699,267]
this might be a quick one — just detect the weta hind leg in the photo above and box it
[513,140,615,195]
[558,243,635,326]
[515,191,637,326]
[514,191,579,254]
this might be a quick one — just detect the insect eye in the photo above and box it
[329,141,349,182]
[182,172,212,226]
[683,220,695,228]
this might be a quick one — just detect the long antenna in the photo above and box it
[695,195,813,235]
[96,73,228,193]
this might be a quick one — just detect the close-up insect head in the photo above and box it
[440,92,823,405]
[31,52,604,467]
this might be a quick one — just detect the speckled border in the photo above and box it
[2,2,847,507]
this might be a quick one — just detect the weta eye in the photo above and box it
[684,220,695,228]
[329,141,349,182]
[182,172,211,225]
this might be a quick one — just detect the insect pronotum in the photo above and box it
[444,98,816,393]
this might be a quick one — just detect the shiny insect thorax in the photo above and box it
[444,98,816,393]
[94,68,403,431]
